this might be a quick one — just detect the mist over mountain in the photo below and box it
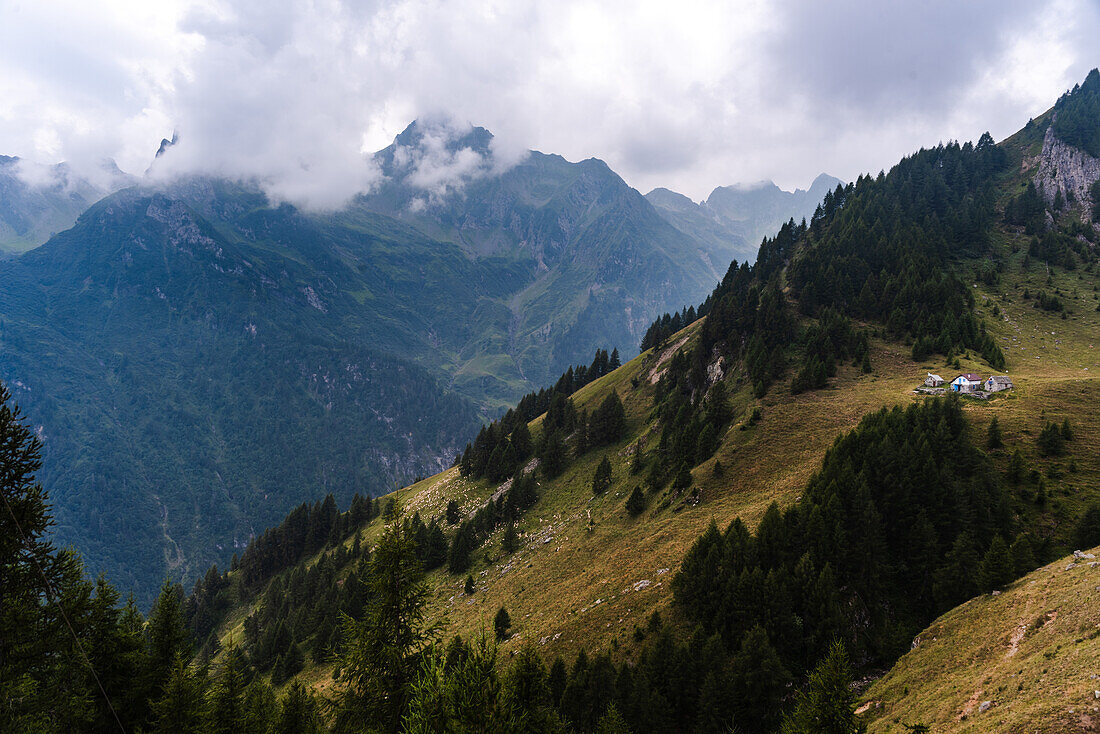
[0,156,133,253]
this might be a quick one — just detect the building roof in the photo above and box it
[987,375,1013,385]
[927,373,943,381]
[955,373,983,382]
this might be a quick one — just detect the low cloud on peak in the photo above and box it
[2,0,1098,208]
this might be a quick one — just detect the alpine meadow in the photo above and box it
[2,4,1100,734]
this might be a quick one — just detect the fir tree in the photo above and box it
[1075,502,1100,550]
[781,640,866,734]
[987,416,1003,450]
[150,654,207,734]
[335,501,438,732]
[626,486,646,516]
[592,456,613,495]
[494,606,512,641]
[208,647,249,734]
[274,681,324,734]
[978,536,1014,591]
[502,523,520,554]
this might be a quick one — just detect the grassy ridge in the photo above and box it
[861,546,1100,733]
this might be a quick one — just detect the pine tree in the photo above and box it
[731,625,792,731]
[145,580,193,698]
[494,606,512,641]
[1007,449,1026,484]
[780,640,866,734]
[274,681,324,734]
[590,392,627,446]
[208,647,249,734]
[242,678,278,734]
[1009,535,1037,577]
[548,657,568,708]
[448,523,474,575]
[978,536,1014,591]
[446,499,461,525]
[464,574,476,595]
[540,430,568,479]
[335,501,438,732]
[1038,421,1066,456]
[987,416,1003,450]
[592,456,613,495]
[502,644,553,724]
[0,382,93,728]
[626,486,645,516]
[1075,502,1100,550]
[595,704,631,734]
[1061,418,1075,441]
[150,654,207,734]
[502,523,519,554]
[672,464,692,491]
[630,441,645,475]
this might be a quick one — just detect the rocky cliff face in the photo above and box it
[1034,124,1100,221]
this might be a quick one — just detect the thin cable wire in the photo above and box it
[2,491,128,734]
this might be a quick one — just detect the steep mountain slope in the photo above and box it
[354,121,728,398]
[185,73,1100,717]
[0,188,482,596]
[643,187,757,264]
[860,547,1100,733]
[0,156,131,253]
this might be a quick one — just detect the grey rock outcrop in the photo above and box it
[1034,125,1100,221]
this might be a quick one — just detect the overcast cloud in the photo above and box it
[1,0,1098,207]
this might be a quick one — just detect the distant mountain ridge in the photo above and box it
[646,172,843,263]
[0,156,132,253]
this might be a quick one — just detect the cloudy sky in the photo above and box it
[2,0,1099,207]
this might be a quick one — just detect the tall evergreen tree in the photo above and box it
[275,681,324,734]
[150,654,207,734]
[781,641,866,734]
[208,647,249,734]
[592,457,613,495]
[0,381,102,730]
[335,501,438,732]
[145,580,193,699]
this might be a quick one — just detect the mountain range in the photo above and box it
[0,122,837,598]
[646,172,842,258]
[0,155,132,253]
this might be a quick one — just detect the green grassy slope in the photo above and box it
[860,546,1100,733]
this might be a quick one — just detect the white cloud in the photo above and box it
[1,0,1098,207]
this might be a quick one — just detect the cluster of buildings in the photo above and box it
[923,372,1014,394]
